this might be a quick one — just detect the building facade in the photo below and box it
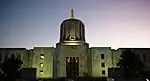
[0,9,150,79]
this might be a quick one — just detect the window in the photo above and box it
[101,63,105,67]
[102,70,105,75]
[66,57,79,77]
[76,57,79,62]
[101,54,104,59]
[40,54,44,59]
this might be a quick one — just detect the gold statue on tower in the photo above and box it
[71,9,75,19]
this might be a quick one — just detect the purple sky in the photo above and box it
[0,0,150,49]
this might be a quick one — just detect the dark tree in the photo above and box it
[117,50,145,79]
[0,54,3,81]
[1,55,23,81]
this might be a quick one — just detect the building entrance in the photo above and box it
[66,57,79,77]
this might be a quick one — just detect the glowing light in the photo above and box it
[62,41,83,45]
[40,72,43,75]
[40,56,44,59]
[40,63,44,68]
[69,36,76,41]
[146,79,149,81]
[107,77,115,81]
[40,70,44,75]
[63,42,80,45]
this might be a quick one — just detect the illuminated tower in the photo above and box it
[59,9,86,45]
[54,9,91,78]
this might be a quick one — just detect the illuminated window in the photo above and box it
[101,63,105,67]
[72,57,75,62]
[66,57,70,63]
[40,54,44,59]
[101,54,104,59]
[40,63,44,68]
[40,70,43,75]
[102,70,105,75]
[66,57,79,77]
[70,57,72,62]
[76,57,79,62]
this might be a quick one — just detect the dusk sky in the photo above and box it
[0,0,150,49]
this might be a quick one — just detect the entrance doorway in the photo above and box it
[66,57,79,77]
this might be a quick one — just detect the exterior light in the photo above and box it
[40,63,44,68]
[146,79,149,81]
[40,72,43,75]
[40,56,44,59]
[107,77,115,81]
[40,54,44,59]
[40,70,44,75]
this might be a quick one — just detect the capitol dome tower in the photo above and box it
[59,9,86,44]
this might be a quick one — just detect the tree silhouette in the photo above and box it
[117,50,145,79]
[1,54,23,81]
[0,54,3,81]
